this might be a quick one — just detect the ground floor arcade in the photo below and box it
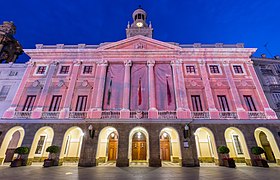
[0,119,280,167]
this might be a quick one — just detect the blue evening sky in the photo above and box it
[1,0,280,63]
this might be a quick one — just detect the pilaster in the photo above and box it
[116,127,130,167]
[147,60,158,118]
[59,60,82,119]
[31,61,59,119]
[198,60,219,119]
[120,60,132,119]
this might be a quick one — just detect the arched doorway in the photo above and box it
[108,132,118,161]
[160,132,170,161]
[159,127,182,164]
[59,127,84,165]
[96,127,118,165]
[0,127,25,164]
[128,127,149,164]
[259,132,276,162]
[132,132,146,161]
[254,127,280,164]
[29,126,54,164]
[194,127,218,164]
[224,127,250,165]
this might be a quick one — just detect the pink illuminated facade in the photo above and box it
[0,7,280,167]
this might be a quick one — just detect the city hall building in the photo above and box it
[0,8,280,167]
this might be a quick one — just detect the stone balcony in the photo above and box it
[9,110,269,120]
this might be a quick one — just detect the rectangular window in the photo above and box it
[244,95,257,111]
[272,93,280,103]
[75,96,88,111]
[36,66,47,74]
[233,65,243,74]
[49,95,62,111]
[186,65,196,73]
[59,66,70,74]
[9,71,18,76]
[22,95,36,111]
[191,95,203,111]
[0,85,11,101]
[232,135,243,155]
[35,135,46,154]
[217,95,230,111]
[209,65,220,73]
[83,66,93,74]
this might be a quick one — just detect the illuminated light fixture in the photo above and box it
[184,124,190,139]
[81,132,85,136]
[163,132,168,138]
[111,132,115,138]
[137,132,142,139]
[88,125,95,139]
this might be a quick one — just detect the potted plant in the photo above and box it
[10,147,29,167]
[217,145,236,168]
[251,146,269,167]
[43,145,60,167]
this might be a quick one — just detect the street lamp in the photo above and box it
[183,124,190,139]
[88,125,95,139]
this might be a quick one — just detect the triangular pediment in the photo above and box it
[98,35,181,51]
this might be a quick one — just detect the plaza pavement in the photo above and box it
[0,165,279,180]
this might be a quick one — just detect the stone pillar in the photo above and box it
[59,60,82,119]
[241,126,258,166]
[89,60,108,119]
[31,61,59,119]
[147,60,158,118]
[116,127,129,167]
[3,61,34,118]
[78,124,98,167]
[246,61,277,119]
[214,126,228,166]
[198,60,220,119]
[51,126,68,166]
[171,60,191,119]
[148,126,161,167]
[120,60,132,119]
[222,61,248,119]
[180,124,199,166]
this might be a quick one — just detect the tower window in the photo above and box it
[138,14,141,19]
[209,65,220,73]
[142,14,144,20]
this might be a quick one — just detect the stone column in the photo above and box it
[180,124,199,167]
[59,60,82,119]
[246,61,277,119]
[213,126,228,166]
[120,60,132,119]
[31,61,59,119]
[51,125,68,166]
[89,60,108,119]
[222,61,248,119]
[148,126,161,167]
[171,60,191,119]
[241,126,258,166]
[78,124,98,167]
[116,126,130,167]
[198,60,219,119]
[147,60,158,118]
[3,61,34,118]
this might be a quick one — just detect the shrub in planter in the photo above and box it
[10,147,29,167]
[251,146,269,167]
[217,146,236,168]
[43,145,60,167]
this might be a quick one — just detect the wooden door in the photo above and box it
[160,139,170,161]
[108,139,118,161]
[132,141,146,160]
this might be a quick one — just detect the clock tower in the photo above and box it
[126,6,153,38]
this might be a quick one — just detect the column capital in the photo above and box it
[124,60,132,66]
[246,60,254,65]
[147,60,155,66]
[51,60,60,66]
[25,60,35,67]
[198,60,206,65]
[170,59,182,66]
[73,60,83,65]
[222,60,230,66]
[96,60,108,66]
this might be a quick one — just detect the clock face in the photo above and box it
[136,22,143,27]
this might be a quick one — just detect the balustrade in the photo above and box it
[158,111,177,119]
[69,111,88,119]
[14,111,32,119]
[42,111,60,119]
[191,111,210,119]
[101,111,120,119]
[248,111,266,119]
[219,111,238,119]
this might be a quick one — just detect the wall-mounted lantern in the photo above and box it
[88,125,95,139]
[183,124,190,139]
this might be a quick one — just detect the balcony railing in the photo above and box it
[192,111,210,119]
[101,111,120,119]
[158,111,177,119]
[130,111,148,119]
[219,111,237,119]
[14,111,32,119]
[248,111,266,119]
[42,111,60,119]
[69,111,88,119]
